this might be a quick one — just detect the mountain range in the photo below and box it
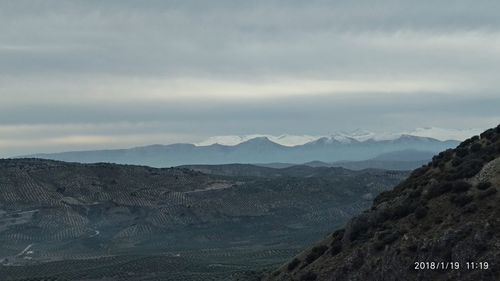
[2,125,498,281]
[196,128,483,147]
[22,133,459,168]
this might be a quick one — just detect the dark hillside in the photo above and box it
[266,124,500,281]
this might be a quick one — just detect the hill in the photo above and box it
[258,150,435,171]
[0,160,407,280]
[265,124,500,281]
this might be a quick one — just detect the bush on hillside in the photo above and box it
[330,239,342,256]
[287,258,301,271]
[470,143,483,152]
[414,206,428,219]
[455,147,469,158]
[447,159,483,180]
[477,188,498,200]
[477,181,492,190]
[452,181,472,193]
[305,245,328,264]
[300,271,317,281]
[426,182,452,199]
[450,194,473,206]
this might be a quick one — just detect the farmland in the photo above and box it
[0,159,407,280]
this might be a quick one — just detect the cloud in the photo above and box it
[0,1,499,156]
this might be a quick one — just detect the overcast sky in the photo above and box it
[1,0,499,157]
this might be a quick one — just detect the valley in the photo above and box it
[0,159,407,280]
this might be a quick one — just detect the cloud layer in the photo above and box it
[1,1,499,157]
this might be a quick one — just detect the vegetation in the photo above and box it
[304,245,328,264]
[0,159,407,281]
[287,258,301,271]
[476,181,492,190]
[299,271,317,281]
[265,124,500,281]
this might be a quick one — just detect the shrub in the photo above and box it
[452,181,472,193]
[407,243,418,252]
[374,190,398,205]
[455,147,469,158]
[482,154,495,162]
[426,182,452,199]
[460,160,484,178]
[377,202,417,222]
[480,129,494,139]
[348,217,370,241]
[470,143,482,152]
[477,182,492,190]
[451,158,462,167]
[414,206,428,219]
[477,188,498,200]
[408,189,422,199]
[300,271,317,281]
[374,230,400,251]
[331,229,345,239]
[391,203,417,220]
[447,160,483,180]
[450,194,473,206]
[305,245,328,264]
[287,258,300,271]
[379,231,400,244]
[463,203,478,214]
[330,239,342,256]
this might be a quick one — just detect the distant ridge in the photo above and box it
[256,150,435,171]
[22,135,459,168]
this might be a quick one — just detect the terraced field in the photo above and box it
[0,159,408,280]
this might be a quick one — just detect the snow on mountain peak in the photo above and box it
[195,127,482,147]
[196,134,320,147]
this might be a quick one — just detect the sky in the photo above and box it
[1,0,500,157]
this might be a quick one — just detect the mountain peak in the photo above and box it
[237,136,281,146]
[196,134,319,147]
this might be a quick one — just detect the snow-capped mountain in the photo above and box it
[196,134,321,147]
[195,127,482,147]
[25,132,463,168]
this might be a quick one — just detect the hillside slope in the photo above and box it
[0,160,406,280]
[266,124,500,281]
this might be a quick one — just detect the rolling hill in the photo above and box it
[259,149,435,171]
[0,160,407,280]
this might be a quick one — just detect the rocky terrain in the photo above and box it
[266,124,500,281]
[0,160,406,280]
